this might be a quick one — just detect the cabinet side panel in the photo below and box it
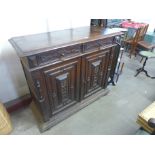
[23,64,52,121]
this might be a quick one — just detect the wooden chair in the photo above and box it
[138,24,149,41]
[124,24,149,58]
[137,25,155,63]
[133,24,149,56]
[137,25,155,52]
[138,41,155,52]
[124,27,141,58]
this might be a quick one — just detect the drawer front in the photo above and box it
[37,49,60,66]
[27,38,114,68]
[28,44,82,68]
[57,44,82,58]
[83,37,114,53]
[28,50,60,68]
[98,37,114,48]
[83,40,100,52]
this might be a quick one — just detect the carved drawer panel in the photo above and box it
[83,38,114,53]
[83,40,100,52]
[57,44,82,58]
[28,44,82,68]
[28,49,60,68]
[37,49,60,66]
[98,37,114,48]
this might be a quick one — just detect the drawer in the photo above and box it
[28,44,82,68]
[98,37,114,48]
[83,40,100,52]
[37,49,60,66]
[57,44,82,58]
[28,49,60,68]
[83,37,114,53]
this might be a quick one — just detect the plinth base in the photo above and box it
[31,88,109,132]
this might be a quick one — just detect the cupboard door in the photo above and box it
[43,59,80,115]
[81,49,110,99]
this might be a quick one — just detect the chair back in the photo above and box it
[123,23,149,57]
[125,24,149,42]
[125,27,137,40]
[143,24,149,37]
[137,24,149,41]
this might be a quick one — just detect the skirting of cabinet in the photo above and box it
[30,88,109,132]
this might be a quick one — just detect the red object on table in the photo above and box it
[121,21,147,29]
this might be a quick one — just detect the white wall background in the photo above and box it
[132,19,155,32]
[0,0,155,103]
[0,0,90,103]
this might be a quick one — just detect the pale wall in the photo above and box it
[0,0,90,103]
[132,19,155,32]
[0,0,154,103]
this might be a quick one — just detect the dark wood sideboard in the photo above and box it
[9,26,123,132]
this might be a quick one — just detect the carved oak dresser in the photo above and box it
[9,26,123,132]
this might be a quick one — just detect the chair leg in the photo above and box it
[135,57,147,77]
[133,45,137,57]
[115,63,125,83]
[125,44,128,53]
[116,74,119,83]
[108,76,116,86]
[140,57,144,63]
[135,68,142,77]
[129,46,134,58]
[135,51,137,57]
[130,44,137,58]
[143,69,151,78]
[120,62,125,74]
[151,47,154,52]
[134,44,138,57]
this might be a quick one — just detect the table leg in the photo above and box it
[135,57,155,78]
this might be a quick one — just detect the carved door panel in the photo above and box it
[43,59,80,115]
[81,49,110,99]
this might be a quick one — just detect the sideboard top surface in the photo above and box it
[9,26,123,57]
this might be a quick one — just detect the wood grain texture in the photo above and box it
[9,26,123,57]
